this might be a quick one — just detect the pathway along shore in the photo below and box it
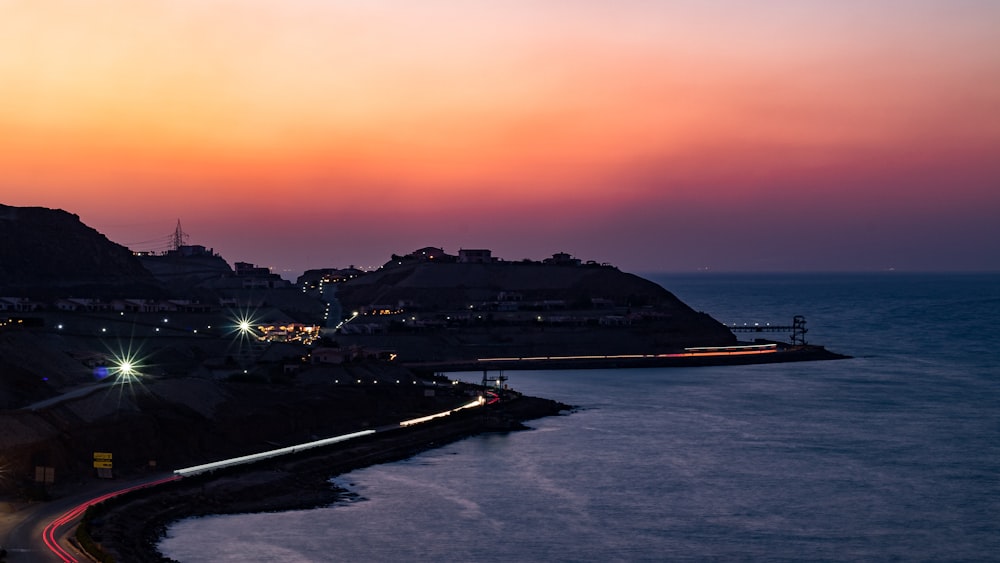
[77,395,569,562]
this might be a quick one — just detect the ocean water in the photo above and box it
[160,273,1000,562]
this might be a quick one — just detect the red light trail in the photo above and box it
[42,475,183,562]
[476,343,779,363]
[40,396,485,560]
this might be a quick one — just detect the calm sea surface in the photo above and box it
[160,273,1000,562]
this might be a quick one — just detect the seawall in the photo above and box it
[80,395,569,562]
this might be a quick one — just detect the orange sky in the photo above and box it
[3,1,999,274]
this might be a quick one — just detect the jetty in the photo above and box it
[728,315,809,345]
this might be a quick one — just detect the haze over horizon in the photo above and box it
[3,1,998,274]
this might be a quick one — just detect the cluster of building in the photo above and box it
[297,266,366,293]
[384,247,611,267]
[255,322,322,345]
[1,296,215,314]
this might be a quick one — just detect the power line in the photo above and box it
[172,219,190,250]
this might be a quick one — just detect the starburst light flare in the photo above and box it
[227,307,263,343]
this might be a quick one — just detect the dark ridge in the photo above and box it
[0,204,163,297]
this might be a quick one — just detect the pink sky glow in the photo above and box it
[2,1,998,276]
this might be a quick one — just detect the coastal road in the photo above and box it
[3,397,484,561]
[1,474,179,562]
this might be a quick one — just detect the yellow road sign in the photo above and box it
[94,452,113,460]
[93,461,113,469]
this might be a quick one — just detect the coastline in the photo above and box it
[79,395,569,562]
[1,348,848,561]
[408,343,850,373]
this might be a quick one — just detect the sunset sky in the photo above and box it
[3,1,998,276]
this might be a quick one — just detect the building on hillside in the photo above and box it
[109,299,157,313]
[1,297,45,312]
[410,247,449,260]
[310,347,347,365]
[256,322,321,344]
[173,244,215,257]
[458,249,493,263]
[386,247,457,267]
[298,267,365,292]
[166,300,214,313]
[234,261,291,289]
[234,262,272,276]
[544,252,582,266]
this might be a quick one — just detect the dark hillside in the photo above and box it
[334,259,737,362]
[338,261,692,311]
[0,204,161,297]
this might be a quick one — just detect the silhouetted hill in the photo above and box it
[334,259,737,362]
[339,260,693,310]
[0,204,162,297]
[138,252,234,288]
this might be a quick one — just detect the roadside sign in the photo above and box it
[93,461,113,469]
[94,452,113,460]
[35,466,55,484]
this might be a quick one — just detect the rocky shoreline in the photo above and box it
[79,395,569,562]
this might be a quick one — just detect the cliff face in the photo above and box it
[0,204,161,296]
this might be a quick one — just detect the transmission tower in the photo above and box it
[171,219,189,250]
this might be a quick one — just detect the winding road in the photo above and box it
[1,397,484,561]
[2,473,178,562]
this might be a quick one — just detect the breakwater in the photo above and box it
[79,395,568,562]
[409,343,849,373]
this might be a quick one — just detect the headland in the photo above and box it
[0,205,848,561]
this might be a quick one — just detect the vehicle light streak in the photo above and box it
[477,344,779,363]
[42,475,183,562]
[681,344,779,352]
[174,430,376,477]
[658,348,778,358]
[399,397,485,427]
[44,399,487,560]
[478,354,650,362]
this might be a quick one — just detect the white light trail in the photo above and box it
[476,344,779,363]
[176,400,486,475]
[399,398,485,427]
[174,430,375,477]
